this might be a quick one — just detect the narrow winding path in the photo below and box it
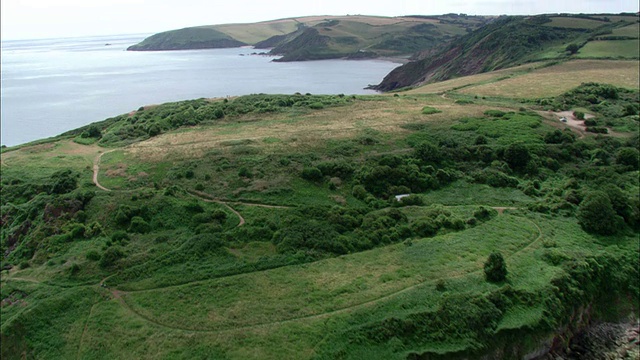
[92,150,116,192]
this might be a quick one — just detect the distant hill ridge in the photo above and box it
[127,14,490,60]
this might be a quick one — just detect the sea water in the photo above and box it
[0,34,399,147]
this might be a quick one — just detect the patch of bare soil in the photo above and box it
[553,110,594,135]
[105,163,127,177]
[24,143,56,153]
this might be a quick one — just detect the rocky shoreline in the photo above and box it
[540,319,639,360]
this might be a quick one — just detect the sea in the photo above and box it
[0,34,400,147]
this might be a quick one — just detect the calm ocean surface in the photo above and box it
[0,34,399,147]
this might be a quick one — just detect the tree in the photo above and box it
[616,147,639,170]
[484,252,507,282]
[504,142,531,171]
[577,191,623,235]
[566,43,579,54]
[415,141,443,164]
[49,169,79,194]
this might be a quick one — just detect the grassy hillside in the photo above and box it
[127,27,246,51]
[374,14,639,91]
[429,60,639,99]
[127,14,490,59]
[1,74,639,358]
[263,15,488,61]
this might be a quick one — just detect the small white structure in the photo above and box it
[395,194,411,202]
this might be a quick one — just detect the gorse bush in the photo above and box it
[484,251,507,282]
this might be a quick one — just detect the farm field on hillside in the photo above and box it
[458,60,639,98]
[577,40,640,59]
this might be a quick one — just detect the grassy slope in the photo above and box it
[267,17,459,61]
[375,14,639,91]
[1,77,639,358]
[408,60,639,98]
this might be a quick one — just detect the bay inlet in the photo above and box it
[1,34,399,147]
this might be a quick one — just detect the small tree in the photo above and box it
[616,147,639,170]
[577,191,622,235]
[566,43,580,54]
[484,252,507,282]
[504,142,531,171]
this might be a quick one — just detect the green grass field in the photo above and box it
[577,40,640,59]
[544,17,608,29]
[457,60,640,98]
[612,23,640,38]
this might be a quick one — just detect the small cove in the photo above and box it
[1,34,399,147]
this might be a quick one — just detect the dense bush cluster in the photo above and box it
[67,94,355,146]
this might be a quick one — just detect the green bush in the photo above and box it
[421,106,442,115]
[111,231,130,244]
[484,252,507,282]
[586,126,608,134]
[616,147,639,169]
[484,110,506,117]
[577,191,623,235]
[128,216,151,234]
[100,247,125,268]
[86,251,101,261]
[301,167,323,181]
[411,218,439,237]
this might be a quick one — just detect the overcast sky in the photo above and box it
[2,0,638,40]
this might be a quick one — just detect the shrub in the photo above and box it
[86,250,101,261]
[128,216,151,233]
[211,210,228,222]
[111,231,130,244]
[577,191,623,235]
[616,147,639,169]
[301,167,323,181]
[473,206,498,221]
[238,167,253,178]
[573,111,585,120]
[68,264,81,276]
[566,43,580,54]
[352,185,368,200]
[415,142,443,164]
[100,247,125,268]
[474,135,488,145]
[484,252,507,282]
[586,126,608,134]
[421,106,442,115]
[411,219,439,237]
[399,195,424,206]
[49,169,79,195]
[484,110,506,117]
[504,142,531,171]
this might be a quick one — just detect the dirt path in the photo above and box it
[92,150,117,192]
[189,191,245,227]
